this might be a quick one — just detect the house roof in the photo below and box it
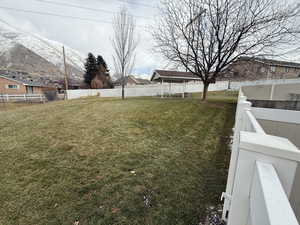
[114,76,130,85]
[239,57,300,69]
[151,70,202,82]
[114,75,151,85]
[0,75,50,87]
[130,76,152,85]
[55,78,82,87]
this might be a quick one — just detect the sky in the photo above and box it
[0,0,299,80]
[0,0,165,79]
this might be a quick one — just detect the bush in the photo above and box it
[44,91,58,101]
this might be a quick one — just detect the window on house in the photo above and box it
[26,86,34,93]
[7,84,19,89]
[270,66,276,72]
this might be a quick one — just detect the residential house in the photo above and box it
[0,75,56,95]
[54,78,83,93]
[224,57,300,81]
[151,70,202,83]
[114,75,152,87]
[152,58,300,84]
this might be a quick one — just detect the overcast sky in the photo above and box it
[0,0,164,79]
[0,0,299,79]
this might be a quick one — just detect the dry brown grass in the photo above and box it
[0,94,237,225]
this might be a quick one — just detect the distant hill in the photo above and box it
[0,20,85,82]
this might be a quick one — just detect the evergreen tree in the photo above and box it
[96,55,108,71]
[84,53,97,85]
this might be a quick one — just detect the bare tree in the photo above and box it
[153,0,300,100]
[112,7,139,99]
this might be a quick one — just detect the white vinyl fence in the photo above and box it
[222,88,300,225]
[66,81,229,99]
[0,94,45,102]
[66,78,300,100]
[230,77,300,90]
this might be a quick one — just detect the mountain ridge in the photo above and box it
[0,20,85,82]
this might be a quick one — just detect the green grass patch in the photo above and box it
[0,94,236,225]
[191,90,238,103]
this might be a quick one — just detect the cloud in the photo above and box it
[0,0,164,77]
[4,0,297,77]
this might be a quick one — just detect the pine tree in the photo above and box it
[96,55,108,71]
[84,53,97,85]
[97,55,115,88]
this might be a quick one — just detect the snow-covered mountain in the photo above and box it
[0,20,85,81]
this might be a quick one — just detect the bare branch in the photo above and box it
[152,0,300,100]
[112,6,139,99]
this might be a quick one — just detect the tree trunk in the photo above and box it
[202,83,209,101]
[122,84,125,100]
[121,71,125,100]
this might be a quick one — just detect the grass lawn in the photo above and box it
[0,102,39,112]
[0,91,237,225]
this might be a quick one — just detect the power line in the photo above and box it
[0,6,112,23]
[36,0,153,20]
[0,6,148,28]
[116,0,158,9]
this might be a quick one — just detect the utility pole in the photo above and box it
[62,46,69,100]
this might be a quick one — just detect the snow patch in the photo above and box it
[0,21,85,72]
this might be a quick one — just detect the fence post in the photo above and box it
[250,162,299,225]
[222,92,252,221]
[227,132,299,225]
[270,83,275,100]
[161,79,164,98]
[234,95,252,135]
[6,94,9,102]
